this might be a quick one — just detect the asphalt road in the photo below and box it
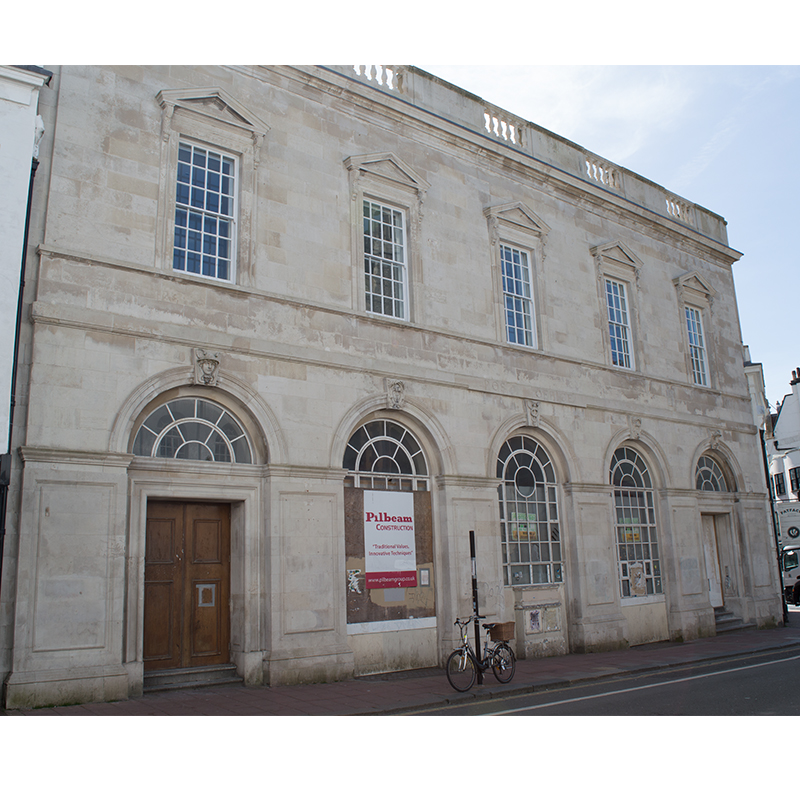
[414,646,800,715]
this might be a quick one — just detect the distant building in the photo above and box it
[0,65,783,709]
[768,368,800,554]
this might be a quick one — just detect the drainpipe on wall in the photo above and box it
[760,429,788,625]
[0,156,39,597]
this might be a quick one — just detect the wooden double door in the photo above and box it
[144,501,231,671]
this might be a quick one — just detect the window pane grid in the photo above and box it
[696,455,728,492]
[498,436,562,586]
[605,279,632,368]
[501,245,535,347]
[133,398,252,464]
[174,143,235,281]
[611,447,662,597]
[685,306,709,386]
[343,419,428,490]
[363,200,407,319]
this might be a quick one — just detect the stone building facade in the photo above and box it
[0,65,782,708]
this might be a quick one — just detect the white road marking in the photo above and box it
[483,652,800,715]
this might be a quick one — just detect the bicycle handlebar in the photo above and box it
[454,615,486,626]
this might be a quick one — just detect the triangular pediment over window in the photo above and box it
[344,152,430,193]
[157,87,270,137]
[590,240,643,270]
[484,202,550,238]
[673,270,715,300]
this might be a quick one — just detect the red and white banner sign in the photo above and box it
[364,490,417,589]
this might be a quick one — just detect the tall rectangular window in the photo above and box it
[605,279,632,368]
[790,467,800,494]
[363,199,407,319]
[173,142,236,281]
[501,245,536,347]
[685,306,709,386]
[775,473,786,496]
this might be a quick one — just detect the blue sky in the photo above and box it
[417,65,798,408]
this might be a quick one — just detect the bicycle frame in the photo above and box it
[455,616,501,675]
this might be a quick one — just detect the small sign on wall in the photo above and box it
[524,608,542,634]
[364,490,417,589]
[630,563,647,596]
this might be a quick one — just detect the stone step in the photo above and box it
[143,663,242,693]
[713,607,756,635]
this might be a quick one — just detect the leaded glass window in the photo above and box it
[605,279,633,369]
[133,398,252,463]
[696,455,728,492]
[611,447,662,597]
[363,200,407,320]
[343,419,427,491]
[501,244,536,347]
[497,436,562,586]
[173,142,236,281]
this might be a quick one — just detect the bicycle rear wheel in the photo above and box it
[490,643,516,683]
[446,648,477,692]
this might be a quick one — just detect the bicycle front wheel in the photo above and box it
[490,643,516,684]
[446,648,477,692]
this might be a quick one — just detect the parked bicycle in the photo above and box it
[446,616,516,692]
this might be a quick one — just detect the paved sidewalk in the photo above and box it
[7,614,800,716]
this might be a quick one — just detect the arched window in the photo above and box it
[695,455,728,492]
[610,447,662,597]
[497,435,562,586]
[343,419,428,491]
[133,397,252,463]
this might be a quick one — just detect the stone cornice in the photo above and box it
[20,446,133,468]
[258,66,741,267]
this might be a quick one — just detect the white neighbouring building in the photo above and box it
[768,369,800,552]
[0,65,783,709]
[0,66,50,452]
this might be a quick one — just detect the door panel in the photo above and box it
[702,514,723,607]
[185,505,230,664]
[144,501,230,671]
[144,506,183,668]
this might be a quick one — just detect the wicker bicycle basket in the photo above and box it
[488,621,515,642]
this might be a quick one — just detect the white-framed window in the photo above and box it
[363,199,408,320]
[501,244,536,347]
[591,241,642,372]
[685,306,709,386]
[695,455,728,492]
[345,153,429,323]
[497,435,562,587]
[673,271,715,388]
[605,278,633,369]
[173,141,237,281]
[132,397,252,464]
[484,203,549,351]
[155,88,269,287]
[611,447,662,598]
[343,418,428,491]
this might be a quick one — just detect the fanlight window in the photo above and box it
[133,398,252,463]
[695,455,728,492]
[343,419,428,491]
[497,435,562,586]
[610,447,662,597]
